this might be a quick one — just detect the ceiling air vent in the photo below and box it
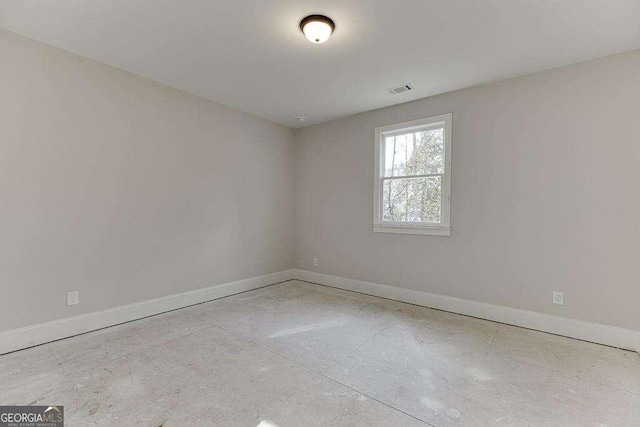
[387,83,413,94]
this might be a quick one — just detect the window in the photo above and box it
[373,114,452,236]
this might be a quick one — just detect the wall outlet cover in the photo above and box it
[553,291,564,305]
[67,291,79,306]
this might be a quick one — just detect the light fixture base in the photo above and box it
[300,15,335,44]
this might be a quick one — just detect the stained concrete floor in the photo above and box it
[1,280,639,426]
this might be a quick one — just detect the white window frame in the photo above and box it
[373,113,452,236]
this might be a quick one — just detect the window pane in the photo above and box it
[382,176,441,223]
[384,128,444,177]
[423,128,444,174]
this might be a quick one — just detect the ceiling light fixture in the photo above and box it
[300,15,335,44]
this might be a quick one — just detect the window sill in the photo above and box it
[372,224,452,236]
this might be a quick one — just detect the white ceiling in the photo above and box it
[1,1,639,128]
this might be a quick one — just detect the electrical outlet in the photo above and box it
[313,257,318,267]
[67,291,79,306]
[552,291,564,306]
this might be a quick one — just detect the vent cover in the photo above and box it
[387,83,414,94]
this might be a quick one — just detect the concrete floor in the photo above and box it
[1,280,639,426]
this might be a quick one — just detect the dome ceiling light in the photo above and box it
[300,15,335,44]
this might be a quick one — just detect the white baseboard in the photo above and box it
[3,269,637,355]
[293,269,640,353]
[0,269,295,355]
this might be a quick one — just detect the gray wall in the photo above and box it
[294,50,640,331]
[2,27,638,335]
[0,30,295,331]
